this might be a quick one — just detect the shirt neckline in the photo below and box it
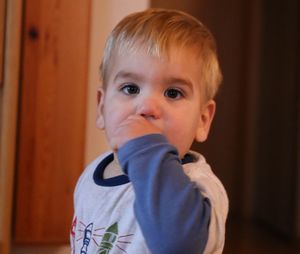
[93,153,130,186]
[93,152,196,187]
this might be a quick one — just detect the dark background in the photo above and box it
[152,0,300,252]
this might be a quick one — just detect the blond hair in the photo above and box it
[100,8,222,100]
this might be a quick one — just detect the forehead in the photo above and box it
[110,43,202,71]
[113,43,199,68]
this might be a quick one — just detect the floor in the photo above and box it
[11,245,69,254]
[223,217,300,254]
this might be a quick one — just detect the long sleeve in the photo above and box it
[118,134,211,254]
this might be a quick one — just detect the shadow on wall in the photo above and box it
[152,0,300,242]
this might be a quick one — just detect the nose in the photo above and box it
[136,97,161,120]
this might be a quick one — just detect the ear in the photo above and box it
[195,100,216,142]
[96,87,105,129]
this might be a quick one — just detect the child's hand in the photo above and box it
[110,115,162,151]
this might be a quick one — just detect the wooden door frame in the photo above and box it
[0,0,23,253]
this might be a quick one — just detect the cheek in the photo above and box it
[166,112,200,154]
[103,109,120,130]
[103,102,131,134]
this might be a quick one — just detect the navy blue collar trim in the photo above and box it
[181,153,197,164]
[93,152,196,187]
[93,153,130,187]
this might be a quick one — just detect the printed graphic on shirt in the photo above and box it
[80,222,94,254]
[97,222,118,253]
[74,220,134,254]
[71,217,77,254]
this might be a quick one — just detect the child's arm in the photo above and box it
[118,134,211,254]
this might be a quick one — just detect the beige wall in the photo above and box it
[84,0,149,164]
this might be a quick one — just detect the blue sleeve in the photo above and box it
[118,134,211,254]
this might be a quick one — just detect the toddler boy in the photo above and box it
[71,8,228,254]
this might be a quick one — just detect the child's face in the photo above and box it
[97,47,215,158]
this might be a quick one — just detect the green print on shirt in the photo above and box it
[97,222,118,254]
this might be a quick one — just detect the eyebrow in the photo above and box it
[163,77,194,91]
[113,71,144,83]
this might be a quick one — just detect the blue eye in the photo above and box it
[165,88,183,99]
[121,84,140,95]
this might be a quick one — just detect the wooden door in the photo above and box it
[14,0,90,243]
[0,0,4,89]
[0,2,7,253]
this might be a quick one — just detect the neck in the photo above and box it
[103,152,123,179]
